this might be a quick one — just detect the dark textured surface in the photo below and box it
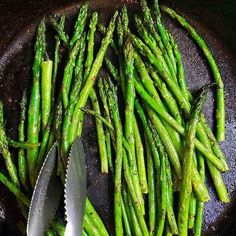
[0,0,236,235]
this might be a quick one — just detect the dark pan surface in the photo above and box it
[0,0,236,235]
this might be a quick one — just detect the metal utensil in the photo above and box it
[64,137,87,236]
[27,137,87,236]
[27,143,63,236]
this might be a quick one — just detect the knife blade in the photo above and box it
[64,137,87,236]
[27,143,63,236]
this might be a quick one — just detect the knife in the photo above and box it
[27,143,63,236]
[64,137,87,236]
[27,137,87,236]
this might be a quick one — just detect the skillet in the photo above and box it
[0,0,236,235]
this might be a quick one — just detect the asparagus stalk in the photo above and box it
[18,91,28,189]
[41,60,53,131]
[153,0,177,74]
[69,2,89,48]
[134,118,148,194]
[52,15,65,105]
[162,5,225,142]
[84,12,98,81]
[178,86,208,236]
[27,19,46,186]
[194,152,206,236]
[106,78,123,235]
[124,41,144,213]
[0,101,19,186]
[69,11,118,142]
[145,135,156,236]
[7,139,40,149]
[49,16,69,46]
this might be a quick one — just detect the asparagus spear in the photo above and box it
[61,38,83,108]
[134,118,148,194]
[194,152,206,236]
[162,5,225,142]
[85,199,109,236]
[7,139,40,149]
[0,101,19,186]
[0,170,29,207]
[178,86,208,236]
[106,78,123,235]
[41,60,53,131]
[73,33,86,94]
[49,16,69,46]
[86,12,108,173]
[18,91,28,189]
[145,135,156,236]
[70,2,89,48]
[134,74,226,172]
[90,89,108,173]
[124,41,144,212]
[153,0,177,74]
[27,19,46,186]
[52,15,65,105]
[84,12,98,80]
[69,11,118,142]
[139,0,176,80]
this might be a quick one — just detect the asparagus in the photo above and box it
[0,171,29,207]
[41,60,53,131]
[73,33,86,93]
[106,79,123,235]
[145,135,156,236]
[162,5,225,142]
[105,58,119,82]
[69,34,86,102]
[7,139,40,149]
[139,100,210,202]
[134,118,148,194]
[178,86,208,236]
[188,193,197,229]
[194,153,206,236]
[84,12,98,80]
[167,32,190,99]
[85,199,109,236]
[61,38,83,108]
[83,214,103,236]
[49,16,69,46]
[69,11,118,142]
[18,91,28,189]
[134,15,172,78]
[86,12,108,173]
[27,19,46,186]
[155,130,167,236]
[52,15,65,105]
[124,41,144,212]
[0,101,19,186]
[90,89,108,173]
[153,0,177,74]
[70,2,89,48]
[146,64,182,124]
[98,24,119,55]
[134,75,226,172]
[139,0,176,80]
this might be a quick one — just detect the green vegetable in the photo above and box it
[0,101,19,186]
[27,19,46,186]
[69,11,118,141]
[178,87,208,236]
[18,91,28,189]
[162,5,225,142]
[41,60,53,130]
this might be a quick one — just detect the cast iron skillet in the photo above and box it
[0,0,236,235]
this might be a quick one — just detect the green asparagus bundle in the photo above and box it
[0,0,229,235]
